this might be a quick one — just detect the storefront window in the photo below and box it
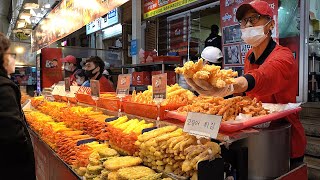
[278,0,302,99]
[307,0,320,101]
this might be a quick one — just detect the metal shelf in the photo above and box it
[120,61,181,68]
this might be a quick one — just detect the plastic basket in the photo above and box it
[75,93,96,105]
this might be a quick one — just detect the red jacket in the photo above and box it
[99,75,115,92]
[243,39,306,158]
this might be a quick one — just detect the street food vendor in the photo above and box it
[61,55,78,83]
[83,56,115,92]
[185,0,306,166]
[201,46,223,66]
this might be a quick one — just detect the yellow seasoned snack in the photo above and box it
[117,166,156,179]
[175,59,238,88]
[103,156,143,171]
[131,84,195,105]
[108,171,119,180]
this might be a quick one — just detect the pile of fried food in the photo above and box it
[106,116,154,155]
[30,98,113,141]
[131,84,195,105]
[21,92,31,104]
[75,149,171,180]
[135,126,221,180]
[175,59,238,88]
[177,96,269,121]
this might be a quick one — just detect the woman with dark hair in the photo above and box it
[0,33,36,179]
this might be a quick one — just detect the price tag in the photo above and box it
[116,74,131,97]
[90,80,100,98]
[64,78,70,92]
[183,112,222,139]
[152,73,167,101]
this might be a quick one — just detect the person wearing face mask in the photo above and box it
[184,0,306,167]
[83,56,115,92]
[61,55,78,83]
[72,69,88,86]
[0,33,36,179]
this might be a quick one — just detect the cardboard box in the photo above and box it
[151,71,176,85]
[132,72,151,85]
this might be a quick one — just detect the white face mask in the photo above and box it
[241,21,271,47]
[76,79,84,85]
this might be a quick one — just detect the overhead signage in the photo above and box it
[86,8,120,35]
[32,0,128,52]
[102,23,122,39]
[144,0,197,19]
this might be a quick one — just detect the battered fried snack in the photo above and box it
[175,59,238,88]
[97,148,119,158]
[103,156,143,170]
[131,84,195,105]
[177,96,269,121]
[108,171,119,180]
[138,126,177,142]
[117,166,156,179]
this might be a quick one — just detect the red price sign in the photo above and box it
[152,73,167,100]
[116,74,131,96]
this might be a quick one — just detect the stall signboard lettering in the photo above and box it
[220,0,278,67]
[116,74,131,97]
[64,78,70,92]
[183,112,222,139]
[152,73,167,100]
[32,0,129,51]
[90,80,100,98]
[86,8,120,35]
[144,0,197,19]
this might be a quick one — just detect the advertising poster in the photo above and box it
[41,48,63,88]
[220,0,279,66]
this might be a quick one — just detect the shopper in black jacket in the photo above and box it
[0,33,36,179]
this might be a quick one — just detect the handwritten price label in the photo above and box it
[183,112,222,139]
[152,73,167,101]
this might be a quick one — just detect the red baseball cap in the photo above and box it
[61,55,77,64]
[236,0,273,21]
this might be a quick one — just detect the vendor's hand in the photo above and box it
[185,78,234,97]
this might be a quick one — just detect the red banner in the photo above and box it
[220,0,279,66]
[41,48,63,88]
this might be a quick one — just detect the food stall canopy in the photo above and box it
[31,0,129,52]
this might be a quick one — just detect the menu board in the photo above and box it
[220,0,279,67]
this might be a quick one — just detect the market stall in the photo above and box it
[23,65,307,180]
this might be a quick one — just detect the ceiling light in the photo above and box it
[44,3,51,9]
[17,20,27,29]
[16,46,25,54]
[23,3,39,10]
[20,12,31,20]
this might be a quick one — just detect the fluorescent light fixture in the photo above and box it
[44,3,51,9]
[23,3,39,10]
[17,20,26,29]
[20,12,31,20]
[61,40,67,46]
